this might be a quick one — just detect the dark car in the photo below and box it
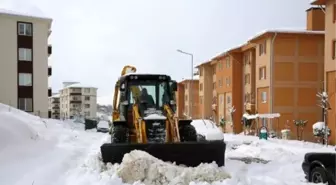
[302,152,335,185]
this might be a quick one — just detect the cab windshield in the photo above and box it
[128,80,170,109]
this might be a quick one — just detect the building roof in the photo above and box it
[310,0,326,5]
[179,75,200,83]
[248,28,324,43]
[64,83,97,89]
[0,7,52,21]
[51,94,60,98]
[195,61,211,68]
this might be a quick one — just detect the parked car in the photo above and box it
[96,120,109,133]
[302,152,335,185]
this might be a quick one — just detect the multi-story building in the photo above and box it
[196,61,215,119]
[199,7,325,137]
[0,9,53,118]
[211,47,244,133]
[59,82,97,120]
[311,0,336,144]
[48,93,60,119]
[176,77,200,119]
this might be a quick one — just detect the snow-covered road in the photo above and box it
[0,103,335,185]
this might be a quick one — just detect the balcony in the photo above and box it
[52,105,60,109]
[48,45,52,55]
[48,66,52,76]
[52,99,59,103]
[48,88,52,97]
[70,100,82,104]
[70,92,82,96]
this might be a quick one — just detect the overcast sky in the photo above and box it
[1,0,312,105]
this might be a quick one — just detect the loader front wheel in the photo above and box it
[179,124,197,142]
[111,125,129,143]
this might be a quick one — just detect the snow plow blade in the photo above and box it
[100,140,226,167]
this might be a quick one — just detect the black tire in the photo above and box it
[111,125,129,143]
[310,167,328,184]
[179,124,197,142]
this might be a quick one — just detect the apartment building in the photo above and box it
[311,0,336,144]
[196,61,214,119]
[59,82,97,120]
[48,93,60,119]
[0,9,53,118]
[176,77,200,119]
[211,47,243,133]
[197,7,325,136]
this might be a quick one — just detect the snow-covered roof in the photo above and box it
[0,8,52,21]
[248,28,324,42]
[51,94,60,98]
[180,75,200,82]
[64,83,97,89]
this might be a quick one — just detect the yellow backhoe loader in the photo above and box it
[100,65,226,167]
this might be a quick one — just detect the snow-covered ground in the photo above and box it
[0,103,335,185]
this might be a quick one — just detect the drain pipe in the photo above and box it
[270,32,277,129]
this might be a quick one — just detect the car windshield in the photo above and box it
[128,80,170,109]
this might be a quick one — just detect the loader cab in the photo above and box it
[118,74,176,119]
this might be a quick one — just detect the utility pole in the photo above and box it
[177,49,194,118]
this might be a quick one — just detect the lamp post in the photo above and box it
[177,49,194,118]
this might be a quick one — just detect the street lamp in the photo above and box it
[177,49,194,118]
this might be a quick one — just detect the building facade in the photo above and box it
[48,93,60,119]
[196,62,214,119]
[176,78,200,119]
[311,0,336,144]
[59,82,97,120]
[196,7,325,138]
[0,9,52,118]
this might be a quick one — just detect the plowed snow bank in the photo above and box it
[117,150,230,185]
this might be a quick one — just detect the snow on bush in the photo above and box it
[117,150,230,185]
[191,119,224,141]
[313,122,330,137]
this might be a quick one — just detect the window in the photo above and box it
[218,79,222,87]
[259,40,267,56]
[18,22,32,36]
[244,74,250,84]
[200,96,203,104]
[226,77,231,87]
[85,96,90,101]
[332,40,336,60]
[85,104,90,108]
[18,48,32,61]
[261,92,267,103]
[333,4,336,23]
[85,111,90,116]
[213,82,216,89]
[18,98,33,112]
[220,96,224,104]
[212,66,216,74]
[244,52,250,65]
[227,96,231,104]
[18,73,32,86]
[245,93,251,102]
[262,118,267,127]
[84,88,90,93]
[226,57,230,68]
[218,62,222,70]
[259,67,266,80]
[200,83,203,91]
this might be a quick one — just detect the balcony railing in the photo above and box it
[48,45,52,55]
[48,67,52,76]
[48,88,52,97]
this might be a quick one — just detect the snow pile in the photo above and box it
[144,114,167,120]
[117,150,230,185]
[191,119,224,141]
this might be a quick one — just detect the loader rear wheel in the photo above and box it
[179,124,197,142]
[111,125,129,143]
